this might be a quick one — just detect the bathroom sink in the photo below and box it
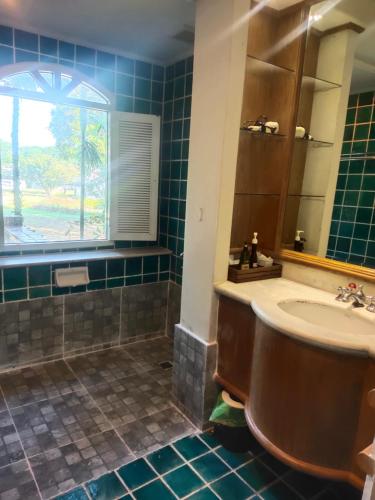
[278,300,375,336]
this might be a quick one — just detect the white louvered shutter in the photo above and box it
[110,112,160,240]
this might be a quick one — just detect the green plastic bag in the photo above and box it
[209,391,247,428]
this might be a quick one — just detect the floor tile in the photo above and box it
[198,430,221,449]
[12,389,110,457]
[0,409,24,467]
[188,487,219,499]
[0,360,81,408]
[132,479,175,500]
[258,452,290,476]
[164,464,203,497]
[0,459,40,499]
[67,348,142,388]
[116,407,194,456]
[54,486,89,499]
[29,430,132,498]
[147,445,183,474]
[283,469,327,498]
[237,459,276,491]
[118,458,156,490]
[88,370,172,427]
[247,435,265,457]
[123,337,173,370]
[86,471,127,499]
[211,472,254,499]
[190,452,230,482]
[173,435,209,460]
[260,480,300,499]
[215,446,252,469]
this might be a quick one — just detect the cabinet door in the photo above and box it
[217,296,255,400]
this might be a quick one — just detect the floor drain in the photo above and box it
[159,361,173,369]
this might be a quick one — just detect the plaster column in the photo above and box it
[172,0,250,427]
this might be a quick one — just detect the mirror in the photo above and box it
[282,1,375,270]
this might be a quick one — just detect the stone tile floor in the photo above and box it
[0,336,363,499]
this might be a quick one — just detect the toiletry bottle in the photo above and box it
[239,241,250,270]
[250,232,258,268]
[294,230,304,252]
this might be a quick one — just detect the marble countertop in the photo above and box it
[215,278,375,357]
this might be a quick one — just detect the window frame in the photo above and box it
[0,62,114,251]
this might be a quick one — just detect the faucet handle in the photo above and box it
[366,297,375,313]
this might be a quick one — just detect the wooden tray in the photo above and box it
[228,263,282,283]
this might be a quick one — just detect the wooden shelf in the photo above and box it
[302,75,341,92]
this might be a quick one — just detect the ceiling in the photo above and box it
[0,0,195,64]
[312,0,375,93]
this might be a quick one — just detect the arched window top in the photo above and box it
[0,63,111,110]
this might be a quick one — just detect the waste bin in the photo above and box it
[209,390,253,453]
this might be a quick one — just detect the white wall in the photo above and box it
[180,0,250,342]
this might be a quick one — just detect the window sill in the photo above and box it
[0,246,171,269]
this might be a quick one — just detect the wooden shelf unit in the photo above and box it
[230,1,309,254]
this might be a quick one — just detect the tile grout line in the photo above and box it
[0,384,43,500]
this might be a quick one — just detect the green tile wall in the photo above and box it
[327,91,375,268]
[0,254,170,302]
[159,57,193,285]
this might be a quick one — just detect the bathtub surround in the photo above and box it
[172,324,218,429]
[0,281,174,370]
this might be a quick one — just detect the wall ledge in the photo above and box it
[0,246,171,269]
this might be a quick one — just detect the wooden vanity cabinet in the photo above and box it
[215,296,255,402]
[215,294,375,490]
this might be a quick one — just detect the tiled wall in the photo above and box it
[0,254,170,302]
[159,57,193,285]
[0,24,194,296]
[0,282,168,370]
[0,24,164,115]
[327,91,375,268]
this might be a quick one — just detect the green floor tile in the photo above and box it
[147,445,183,474]
[190,452,229,482]
[118,458,156,490]
[283,470,326,498]
[198,431,220,449]
[173,435,209,460]
[86,472,126,500]
[216,446,252,468]
[132,479,175,500]
[261,480,300,500]
[54,487,89,500]
[211,473,254,499]
[188,487,219,499]
[164,465,203,497]
[259,452,290,476]
[237,459,276,491]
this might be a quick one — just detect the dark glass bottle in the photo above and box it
[238,242,250,270]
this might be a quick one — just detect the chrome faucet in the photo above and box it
[336,284,375,313]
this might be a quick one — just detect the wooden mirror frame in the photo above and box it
[280,249,375,283]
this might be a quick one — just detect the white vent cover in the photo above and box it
[110,111,160,241]
[55,267,89,288]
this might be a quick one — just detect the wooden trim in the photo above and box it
[213,372,247,404]
[322,22,365,37]
[357,444,375,476]
[280,249,375,283]
[245,406,364,489]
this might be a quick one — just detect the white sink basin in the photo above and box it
[278,300,375,336]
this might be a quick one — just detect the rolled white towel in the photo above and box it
[265,121,279,134]
[295,126,306,138]
[246,125,262,132]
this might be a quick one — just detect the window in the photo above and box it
[0,63,160,249]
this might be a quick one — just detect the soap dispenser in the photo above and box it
[238,241,250,270]
[294,230,305,252]
[250,232,258,268]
